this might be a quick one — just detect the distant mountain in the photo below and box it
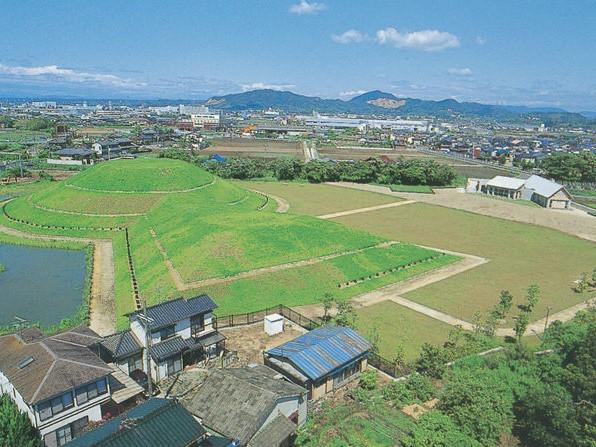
[203,89,592,125]
[580,111,596,119]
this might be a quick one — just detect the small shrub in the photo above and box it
[359,370,378,390]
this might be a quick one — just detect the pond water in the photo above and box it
[0,243,86,327]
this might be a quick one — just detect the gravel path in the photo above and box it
[330,182,596,242]
[317,200,416,219]
[0,225,117,336]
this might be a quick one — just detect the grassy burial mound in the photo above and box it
[0,157,459,328]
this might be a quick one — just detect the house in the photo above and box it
[64,398,219,447]
[98,295,226,383]
[523,175,571,209]
[264,325,372,400]
[92,138,134,160]
[0,326,143,447]
[55,148,96,164]
[483,175,526,199]
[183,365,307,446]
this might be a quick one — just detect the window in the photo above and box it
[53,417,88,447]
[127,354,143,373]
[166,356,182,376]
[154,325,175,341]
[75,378,108,405]
[56,425,72,446]
[191,314,205,337]
[38,392,74,421]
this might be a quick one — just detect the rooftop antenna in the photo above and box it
[136,300,155,397]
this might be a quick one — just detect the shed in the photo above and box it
[264,314,284,336]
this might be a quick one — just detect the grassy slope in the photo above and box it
[65,157,213,191]
[335,202,596,323]
[239,181,401,215]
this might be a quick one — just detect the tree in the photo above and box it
[321,293,334,322]
[513,312,530,341]
[391,344,407,373]
[439,369,514,445]
[0,395,39,447]
[402,411,482,447]
[575,272,589,293]
[415,343,448,379]
[591,267,596,287]
[333,300,357,329]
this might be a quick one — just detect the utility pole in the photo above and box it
[137,301,155,396]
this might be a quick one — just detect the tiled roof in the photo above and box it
[183,366,305,446]
[195,331,226,348]
[265,325,372,381]
[100,331,143,361]
[248,415,296,447]
[486,176,526,190]
[0,326,111,405]
[524,175,567,198]
[65,398,206,447]
[129,295,217,331]
[149,336,197,362]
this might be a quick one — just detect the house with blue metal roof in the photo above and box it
[264,325,372,400]
[98,295,226,384]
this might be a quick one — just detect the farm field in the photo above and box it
[1,158,458,335]
[334,202,596,323]
[239,181,401,215]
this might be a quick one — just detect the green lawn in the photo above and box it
[335,203,596,324]
[65,158,213,192]
[356,301,456,360]
[388,184,434,193]
[239,181,401,215]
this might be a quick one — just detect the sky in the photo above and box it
[1,0,595,111]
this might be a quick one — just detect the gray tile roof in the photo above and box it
[0,326,112,405]
[183,366,305,446]
[195,331,226,348]
[100,330,143,361]
[149,336,197,362]
[129,295,217,331]
[248,415,296,447]
[524,174,567,198]
[486,175,526,190]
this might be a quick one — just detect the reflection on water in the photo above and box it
[0,243,86,327]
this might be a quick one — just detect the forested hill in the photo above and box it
[204,89,593,125]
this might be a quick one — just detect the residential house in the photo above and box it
[98,295,226,383]
[183,365,307,447]
[0,326,143,447]
[92,138,134,160]
[264,325,372,400]
[64,398,222,447]
[55,148,96,164]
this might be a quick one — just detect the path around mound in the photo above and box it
[329,182,596,243]
[246,188,290,213]
[0,225,116,336]
[151,228,400,290]
[64,177,217,194]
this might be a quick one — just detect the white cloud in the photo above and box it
[289,0,326,15]
[448,67,473,76]
[476,36,486,45]
[0,63,144,87]
[241,82,296,91]
[376,28,460,51]
[332,29,367,44]
[339,89,367,97]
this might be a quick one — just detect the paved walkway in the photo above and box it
[330,182,596,243]
[0,225,117,336]
[317,200,416,219]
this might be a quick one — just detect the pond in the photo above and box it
[0,243,86,327]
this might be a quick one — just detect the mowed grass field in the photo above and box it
[239,181,401,215]
[2,159,460,331]
[334,202,596,324]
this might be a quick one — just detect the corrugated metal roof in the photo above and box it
[65,398,206,447]
[524,175,566,198]
[129,295,217,331]
[265,325,372,381]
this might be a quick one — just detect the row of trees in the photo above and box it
[170,151,459,186]
[539,151,596,183]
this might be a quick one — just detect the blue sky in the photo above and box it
[1,0,595,110]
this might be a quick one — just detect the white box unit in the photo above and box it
[264,314,284,336]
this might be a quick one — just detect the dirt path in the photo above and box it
[0,225,117,336]
[330,182,596,243]
[317,200,416,219]
[64,177,217,194]
[151,229,400,291]
[246,188,290,213]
